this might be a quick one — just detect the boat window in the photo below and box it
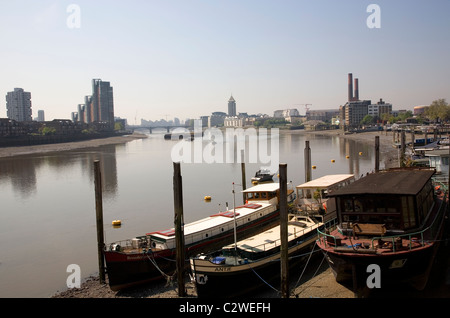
[305,189,312,199]
[261,192,267,199]
[343,199,353,212]
[401,196,417,229]
[298,189,305,199]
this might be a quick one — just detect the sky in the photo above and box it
[0,0,449,124]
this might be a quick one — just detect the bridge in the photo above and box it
[126,125,190,134]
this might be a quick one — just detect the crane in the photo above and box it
[294,104,312,115]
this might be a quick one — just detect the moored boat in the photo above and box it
[104,182,296,291]
[190,214,328,298]
[251,168,275,183]
[316,168,448,294]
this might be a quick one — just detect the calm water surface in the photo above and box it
[0,131,383,297]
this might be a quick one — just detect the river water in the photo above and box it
[0,130,382,297]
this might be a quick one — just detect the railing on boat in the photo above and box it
[317,191,448,252]
[233,216,335,255]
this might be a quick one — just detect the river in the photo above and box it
[0,130,382,297]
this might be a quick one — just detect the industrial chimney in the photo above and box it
[348,73,353,102]
[354,78,359,101]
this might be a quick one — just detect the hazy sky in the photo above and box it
[1,0,449,123]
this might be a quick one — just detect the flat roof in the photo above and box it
[296,174,354,189]
[242,183,280,193]
[328,169,435,197]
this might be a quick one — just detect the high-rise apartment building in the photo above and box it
[91,79,114,129]
[6,88,32,122]
[37,110,45,122]
[78,79,114,129]
[228,95,236,116]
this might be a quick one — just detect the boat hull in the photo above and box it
[190,228,320,298]
[104,210,280,291]
[323,241,440,291]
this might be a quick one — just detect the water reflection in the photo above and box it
[0,145,119,199]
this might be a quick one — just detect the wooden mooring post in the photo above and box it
[279,163,289,298]
[241,150,246,203]
[173,162,186,297]
[375,136,380,173]
[93,160,106,284]
[304,141,311,182]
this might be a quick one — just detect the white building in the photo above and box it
[368,98,392,117]
[6,88,32,122]
[274,109,299,118]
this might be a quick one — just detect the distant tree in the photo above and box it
[114,122,124,131]
[40,126,56,135]
[425,99,450,122]
[398,110,413,121]
[360,115,374,125]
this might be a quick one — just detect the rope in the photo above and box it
[290,241,317,295]
[247,263,281,294]
[293,253,327,297]
[145,251,177,286]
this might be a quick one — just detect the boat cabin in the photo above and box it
[295,174,354,213]
[327,169,436,235]
[424,149,449,176]
[242,182,295,205]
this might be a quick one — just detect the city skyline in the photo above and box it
[0,1,449,123]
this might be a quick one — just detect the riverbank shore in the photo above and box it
[0,132,148,158]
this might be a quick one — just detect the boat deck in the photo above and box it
[221,215,319,257]
[322,230,427,255]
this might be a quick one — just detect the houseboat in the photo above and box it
[104,182,296,291]
[316,168,448,293]
[190,214,326,298]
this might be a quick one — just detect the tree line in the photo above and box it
[361,98,449,125]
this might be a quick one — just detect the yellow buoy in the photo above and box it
[112,220,121,226]
[204,196,212,201]
[312,165,316,169]
[252,180,258,185]
[346,155,350,159]
[331,159,335,163]
[359,152,363,156]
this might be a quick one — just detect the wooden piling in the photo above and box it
[375,136,380,173]
[401,130,406,167]
[279,163,289,298]
[304,141,311,182]
[173,162,186,297]
[94,160,106,284]
[241,150,246,203]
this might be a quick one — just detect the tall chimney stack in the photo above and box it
[354,78,359,101]
[348,73,353,102]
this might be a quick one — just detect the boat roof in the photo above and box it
[424,149,450,157]
[242,183,280,193]
[148,202,272,239]
[296,174,354,189]
[328,169,435,197]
